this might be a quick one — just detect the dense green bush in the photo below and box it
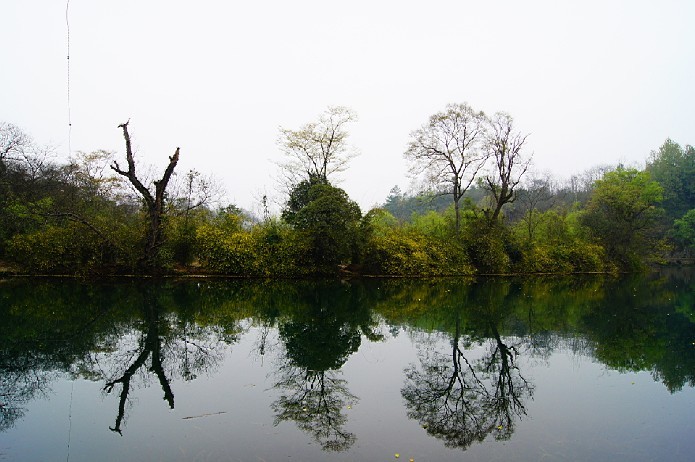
[672,209,695,252]
[250,222,314,277]
[514,242,610,274]
[408,209,456,240]
[283,180,362,274]
[580,168,664,270]
[0,123,687,276]
[515,244,570,274]
[510,208,612,273]
[460,216,511,274]
[195,221,315,277]
[360,227,473,276]
[167,218,198,266]
[7,221,141,274]
[195,224,255,275]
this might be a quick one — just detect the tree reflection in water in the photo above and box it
[2,273,694,451]
[272,366,357,451]
[0,281,117,433]
[401,283,534,449]
[0,364,53,432]
[99,286,232,434]
[269,284,380,451]
[102,301,173,434]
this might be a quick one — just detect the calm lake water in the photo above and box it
[1,270,694,461]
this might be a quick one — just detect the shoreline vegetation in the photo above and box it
[1,107,693,278]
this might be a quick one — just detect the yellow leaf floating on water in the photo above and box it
[395,454,400,459]
[497,425,503,430]
[346,405,352,410]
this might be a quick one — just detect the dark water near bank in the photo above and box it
[1,270,694,461]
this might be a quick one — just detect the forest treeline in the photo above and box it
[1,104,694,277]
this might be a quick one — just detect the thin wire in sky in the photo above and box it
[66,0,72,155]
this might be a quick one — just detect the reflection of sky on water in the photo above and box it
[5,328,694,462]
[1,275,695,461]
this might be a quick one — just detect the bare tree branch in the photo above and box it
[405,103,488,232]
[483,112,531,221]
[277,106,358,188]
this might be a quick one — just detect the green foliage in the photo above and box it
[5,199,146,274]
[361,208,398,236]
[646,139,695,220]
[516,242,610,274]
[534,210,573,244]
[511,209,611,273]
[7,222,126,274]
[672,209,695,251]
[580,168,665,270]
[165,208,216,266]
[361,227,473,276]
[461,216,511,274]
[195,224,257,275]
[250,221,314,277]
[195,220,313,277]
[281,176,325,223]
[168,221,198,266]
[0,198,54,249]
[3,122,689,276]
[283,181,362,274]
[516,244,571,274]
[408,209,456,240]
[359,207,472,276]
[382,187,486,223]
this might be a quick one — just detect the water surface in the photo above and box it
[1,271,694,461]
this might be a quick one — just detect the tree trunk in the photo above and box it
[111,121,179,271]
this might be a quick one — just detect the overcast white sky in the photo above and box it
[2,0,693,213]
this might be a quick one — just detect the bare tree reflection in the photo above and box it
[101,287,231,434]
[486,323,532,438]
[402,314,533,449]
[102,301,173,434]
[0,365,52,432]
[272,365,357,451]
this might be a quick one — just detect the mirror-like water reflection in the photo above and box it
[1,270,694,461]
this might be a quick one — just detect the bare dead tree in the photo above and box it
[405,103,488,232]
[103,300,174,435]
[483,112,531,221]
[111,121,179,270]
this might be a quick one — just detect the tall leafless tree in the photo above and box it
[277,106,358,186]
[482,112,531,221]
[405,103,488,232]
[111,121,179,270]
